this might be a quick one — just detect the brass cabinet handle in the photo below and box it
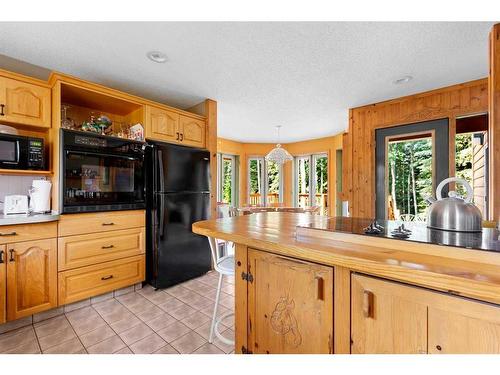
[363,290,374,318]
[0,250,4,264]
[101,275,113,280]
[176,132,180,140]
[315,276,324,301]
[9,249,15,262]
[180,133,183,141]
[0,231,17,237]
[0,104,4,116]
[102,222,115,226]
[101,245,114,249]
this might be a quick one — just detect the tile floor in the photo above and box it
[0,271,235,354]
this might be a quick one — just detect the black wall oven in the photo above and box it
[61,129,145,213]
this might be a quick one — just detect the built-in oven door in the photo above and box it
[63,150,145,213]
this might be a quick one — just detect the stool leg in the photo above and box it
[209,272,224,343]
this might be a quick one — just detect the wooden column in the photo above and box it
[205,99,218,219]
[489,24,500,221]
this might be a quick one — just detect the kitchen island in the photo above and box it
[192,212,500,354]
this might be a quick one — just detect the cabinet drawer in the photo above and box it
[58,228,145,271]
[58,255,145,305]
[0,222,57,244]
[58,210,145,237]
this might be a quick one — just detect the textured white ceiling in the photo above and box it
[0,22,494,142]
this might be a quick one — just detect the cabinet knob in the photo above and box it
[0,250,4,264]
[101,245,114,249]
[0,104,4,116]
[9,249,15,262]
[101,222,115,226]
[180,133,184,141]
[315,276,324,301]
[436,345,442,351]
[176,132,180,140]
[101,275,113,281]
[0,231,17,237]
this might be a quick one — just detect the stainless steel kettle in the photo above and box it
[426,177,482,232]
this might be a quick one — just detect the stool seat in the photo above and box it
[216,255,235,275]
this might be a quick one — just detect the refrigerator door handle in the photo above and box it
[158,149,165,193]
[159,194,166,238]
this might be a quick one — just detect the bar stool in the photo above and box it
[207,236,235,345]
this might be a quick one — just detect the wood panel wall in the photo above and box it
[342,78,489,219]
[490,24,500,221]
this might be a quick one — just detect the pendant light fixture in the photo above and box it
[265,126,293,165]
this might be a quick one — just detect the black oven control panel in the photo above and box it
[75,135,107,147]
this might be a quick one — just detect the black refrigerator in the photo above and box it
[145,140,211,289]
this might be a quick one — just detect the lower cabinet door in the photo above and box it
[428,297,500,354]
[6,239,57,320]
[247,249,333,354]
[351,274,428,354]
[1,245,6,324]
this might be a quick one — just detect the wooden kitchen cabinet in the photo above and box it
[145,105,180,143]
[0,76,51,128]
[0,245,6,324]
[179,115,206,148]
[246,249,333,354]
[351,274,500,354]
[351,274,428,354]
[6,238,57,320]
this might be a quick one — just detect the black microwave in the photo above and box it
[0,133,45,170]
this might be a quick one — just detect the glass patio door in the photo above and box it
[248,157,282,205]
[295,153,328,215]
[217,154,237,206]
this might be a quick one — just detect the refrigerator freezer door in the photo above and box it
[151,192,211,288]
[152,142,210,193]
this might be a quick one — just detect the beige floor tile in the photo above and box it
[170,331,206,354]
[43,337,85,354]
[100,307,135,325]
[169,303,197,320]
[192,342,225,354]
[218,295,235,309]
[86,335,126,354]
[92,299,124,316]
[0,326,37,353]
[164,285,191,299]
[65,306,99,323]
[38,325,77,351]
[34,315,71,338]
[145,313,177,332]
[185,295,214,310]
[63,298,91,313]
[157,297,186,313]
[119,322,154,345]
[4,338,41,354]
[180,311,210,330]
[156,321,191,343]
[0,316,33,335]
[141,290,175,305]
[110,315,142,334]
[79,325,116,348]
[135,305,164,322]
[69,314,108,336]
[129,333,167,354]
[194,321,213,340]
[115,347,133,354]
[153,344,179,354]
[198,304,229,318]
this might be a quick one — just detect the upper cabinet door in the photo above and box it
[145,105,180,143]
[351,274,428,354]
[247,249,333,354]
[0,77,51,128]
[6,239,57,320]
[0,245,6,324]
[179,115,206,148]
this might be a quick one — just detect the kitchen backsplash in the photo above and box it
[0,175,44,211]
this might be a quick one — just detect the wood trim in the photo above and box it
[489,24,500,220]
[234,243,248,354]
[334,265,351,353]
[205,99,218,219]
[0,245,5,324]
[0,67,50,88]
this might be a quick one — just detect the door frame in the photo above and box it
[217,153,238,206]
[375,118,449,219]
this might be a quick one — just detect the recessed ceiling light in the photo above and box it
[393,75,413,85]
[147,51,168,63]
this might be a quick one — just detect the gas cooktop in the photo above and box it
[298,217,500,253]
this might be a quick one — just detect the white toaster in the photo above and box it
[3,195,29,215]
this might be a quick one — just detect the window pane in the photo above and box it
[266,160,280,204]
[249,159,263,205]
[297,157,310,208]
[222,157,232,204]
[314,155,328,215]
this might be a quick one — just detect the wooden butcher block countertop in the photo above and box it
[193,212,500,305]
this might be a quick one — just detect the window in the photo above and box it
[294,153,328,215]
[217,154,238,206]
[248,157,283,205]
